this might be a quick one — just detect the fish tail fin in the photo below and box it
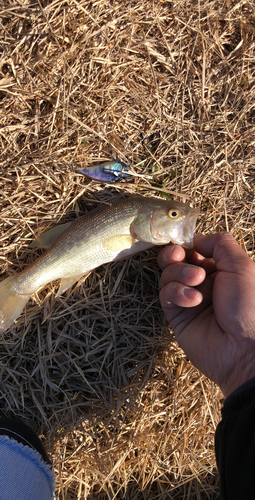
[0,276,30,333]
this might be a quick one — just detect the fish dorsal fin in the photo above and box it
[56,273,85,298]
[102,234,137,252]
[30,222,72,249]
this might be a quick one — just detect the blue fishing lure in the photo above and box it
[77,160,131,182]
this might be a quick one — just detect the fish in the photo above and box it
[0,196,199,333]
[76,159,131,182]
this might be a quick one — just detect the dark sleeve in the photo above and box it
[215,377,255,500]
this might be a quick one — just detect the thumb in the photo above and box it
[194,232,252,274]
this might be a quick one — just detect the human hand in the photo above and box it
[158,232,255,397]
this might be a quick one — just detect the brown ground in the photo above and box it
[0,0,255,498]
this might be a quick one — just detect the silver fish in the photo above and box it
[0,196,199,333]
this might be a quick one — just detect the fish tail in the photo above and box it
[0,276,30,333]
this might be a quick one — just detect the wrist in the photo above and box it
[220,349,255,398]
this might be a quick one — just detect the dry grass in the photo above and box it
[0,0,255,498]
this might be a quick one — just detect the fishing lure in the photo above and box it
[76,159,131,182]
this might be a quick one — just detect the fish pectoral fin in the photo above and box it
[30,222,72,249]
[102,235,138,252]
[56,274,85,298]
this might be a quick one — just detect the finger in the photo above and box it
[194,232,253,273]
[157,245,186,270]
[159,281,203,310]
[193,233,219,257]
[158,242,216,275]
[159,262,206,289]
[187,251,217,275]
[160,277,215,330]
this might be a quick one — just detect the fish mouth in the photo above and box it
[168,207,200,248]
[182,207,200,249]
[149,207,200,248]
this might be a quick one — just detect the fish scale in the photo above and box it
[14,198,149,295]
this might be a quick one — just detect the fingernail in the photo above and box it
[183,287,199,299]
[162,246,176,262]
[182,266,198,280]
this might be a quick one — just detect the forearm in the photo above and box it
[215,377,255,499]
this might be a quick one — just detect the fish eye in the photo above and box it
[168,209,180,219]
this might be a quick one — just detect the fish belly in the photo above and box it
[13,241,111,296]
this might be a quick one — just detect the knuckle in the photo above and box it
[213,232,236,260]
